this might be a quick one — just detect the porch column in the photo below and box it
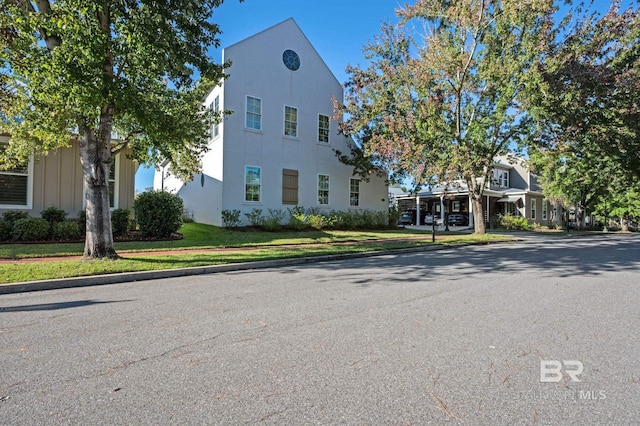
[416,196,421,225]
[468,194,474,228]
[487,195,490,227]
[440,196,445,221]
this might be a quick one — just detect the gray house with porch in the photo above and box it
[396,157,562,228]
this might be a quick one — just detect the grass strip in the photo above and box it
[0,234,513,284]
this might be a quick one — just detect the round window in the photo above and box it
[282,49,300,71]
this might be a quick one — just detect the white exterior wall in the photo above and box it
[154,19,388,226]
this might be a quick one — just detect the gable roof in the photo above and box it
[222,18,341,87]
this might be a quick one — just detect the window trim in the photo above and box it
[542,200,548,221]
[318,114,330,143]
[349,178,360,207]
[317,174,330,206]
[283,105,298,138]
[244,165,262,203]
[0,142,34,210]
[211,95,220,139]
[494,168,509,188]
[245,95,262,131]
[531,198,537,220]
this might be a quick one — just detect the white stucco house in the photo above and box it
[155,18,388,226]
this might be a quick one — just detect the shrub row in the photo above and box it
[490,214,532,231]
[222,207,390,231]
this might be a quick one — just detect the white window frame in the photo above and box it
[349,178,360,207]
[82,154,120,210]
[318,174,329,206]
[318,114,330,143]
[493,168,509,188]
[284,105,298,138]
[531,198,537,220]
[211,95,220,139]
[244,165,261,203]
[542,200,548,221]
[0,142,34,210]
[245,96,262,131]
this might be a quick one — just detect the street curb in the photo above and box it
[0,242,489,295]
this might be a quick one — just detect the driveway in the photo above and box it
[0,235,638,424]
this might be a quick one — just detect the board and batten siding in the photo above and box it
[0,136,137,218]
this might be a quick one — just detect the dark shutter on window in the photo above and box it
[282,169,298,205]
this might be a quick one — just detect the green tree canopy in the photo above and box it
[525,3,639,228]
[1,1,235,258]
[335,0,557,233]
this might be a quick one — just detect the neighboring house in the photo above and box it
[156,18,388,226]
[396,156,563,228]
[0,133,137,218]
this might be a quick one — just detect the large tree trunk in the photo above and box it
[79,117,118,259]
[471,195,486,234]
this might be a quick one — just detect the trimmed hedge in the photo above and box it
[0,220,12,241]
[41,206,67,226]
[2,210,29,225]
[12,218,50,241]
[52,221,82,240]
[134,191,183,238]
[111,208,131,237]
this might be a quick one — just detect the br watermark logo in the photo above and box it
[532,359,607,401]
[540,360,584,383]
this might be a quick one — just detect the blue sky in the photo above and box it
[135,0,634,192]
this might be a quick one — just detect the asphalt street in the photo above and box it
[1,235,638,424]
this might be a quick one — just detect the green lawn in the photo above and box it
[0,223,514,284]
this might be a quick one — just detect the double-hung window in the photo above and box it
[245,166,261,202]
[318,175,329,205]
[531,198,537,220]
[210,95,220,138]
[0,143,32,209]
[349,178,360,207]
[284,106,297,137]
[542,200,548,221]
[246,96,262,130]
[318,114,330,143]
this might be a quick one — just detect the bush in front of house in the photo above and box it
[389,206,402,227]
[221,209,242,228]
[2,210,30,224]
[41,206,67,226]
[52,221,82,240]
[11,218,50,241]
[495,214,532,230]
[0,220,12,241]
[263,209,286,231]
[287,206,307,231]
[244,208,264,227]
[41,206,68,238]
[111,208,131,238]
[134,191,184,238]
[76,210,87,235]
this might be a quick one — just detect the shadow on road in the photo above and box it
[0,299,133,313]
[300,236,640,287]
